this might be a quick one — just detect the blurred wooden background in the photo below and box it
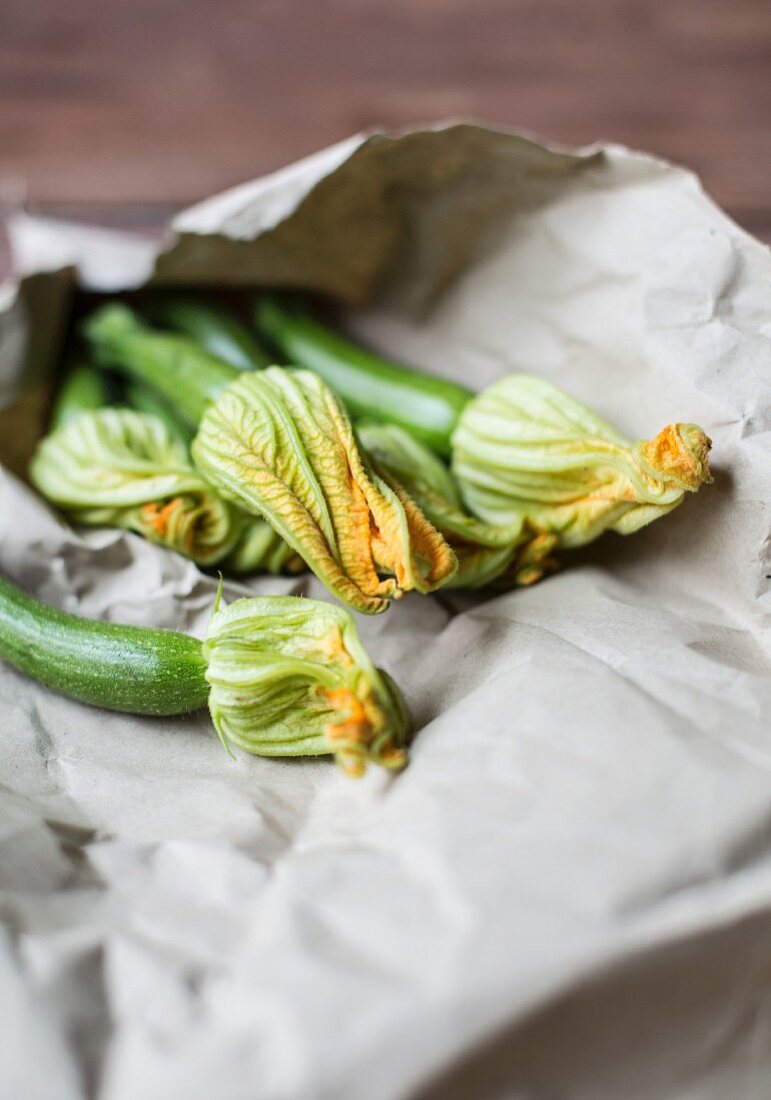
[0,0,769,270]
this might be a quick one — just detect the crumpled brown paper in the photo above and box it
[1,122,770,1100]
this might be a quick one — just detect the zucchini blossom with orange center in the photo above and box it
[452,375,712,548]
[204,588,409,776]
[191,368,457,614]
[30,408,241,566]
[358,421,557,589]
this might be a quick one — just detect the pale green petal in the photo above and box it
[30,408,240,565]
[358,421,555,589]
[452,374,712,548]
[358,421,464,508]
[204,591,409,776]
[192,368,457,614]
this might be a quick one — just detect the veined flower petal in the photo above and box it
[192,369,457,614]
[30,408,240,565]
[358,421,555,589]
[204,590,409,776]
[452,374,712,548]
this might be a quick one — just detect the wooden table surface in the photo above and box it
[1,0,769,272]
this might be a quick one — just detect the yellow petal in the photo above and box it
[30,408,239,565]
[452,374,713,548]
[192,369,457,613]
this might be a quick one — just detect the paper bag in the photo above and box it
[1,122,770,1100]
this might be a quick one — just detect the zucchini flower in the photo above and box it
[204,587,409,776]
[358,422,557,588]
[257,299,713,555]
[451,375,712,548]
[120,382,303,577]
[30,408,240,566]
[0,572,409,778]
[192,368,457,614]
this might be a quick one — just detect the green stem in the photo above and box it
[142,295,273,371]
[50,363,114,429]
[83,304,238,428]
[123,380,195,443]
[0,575,209,716]
[255,296,472,456]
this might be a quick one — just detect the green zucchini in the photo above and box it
[0,574,411,776]
[83,304,238,427]
[123,380,194,443]
[255,295,472,455]
[0,575,208,715]
[143,295,273,371]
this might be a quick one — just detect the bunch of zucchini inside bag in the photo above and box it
[2,291,712,775]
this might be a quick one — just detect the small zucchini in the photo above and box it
[123,380,194,443]
[255,295,473,455]
[0,575,208,715]
[143,295,273,372]
[83,304,238,427]
[0,575,410,776]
